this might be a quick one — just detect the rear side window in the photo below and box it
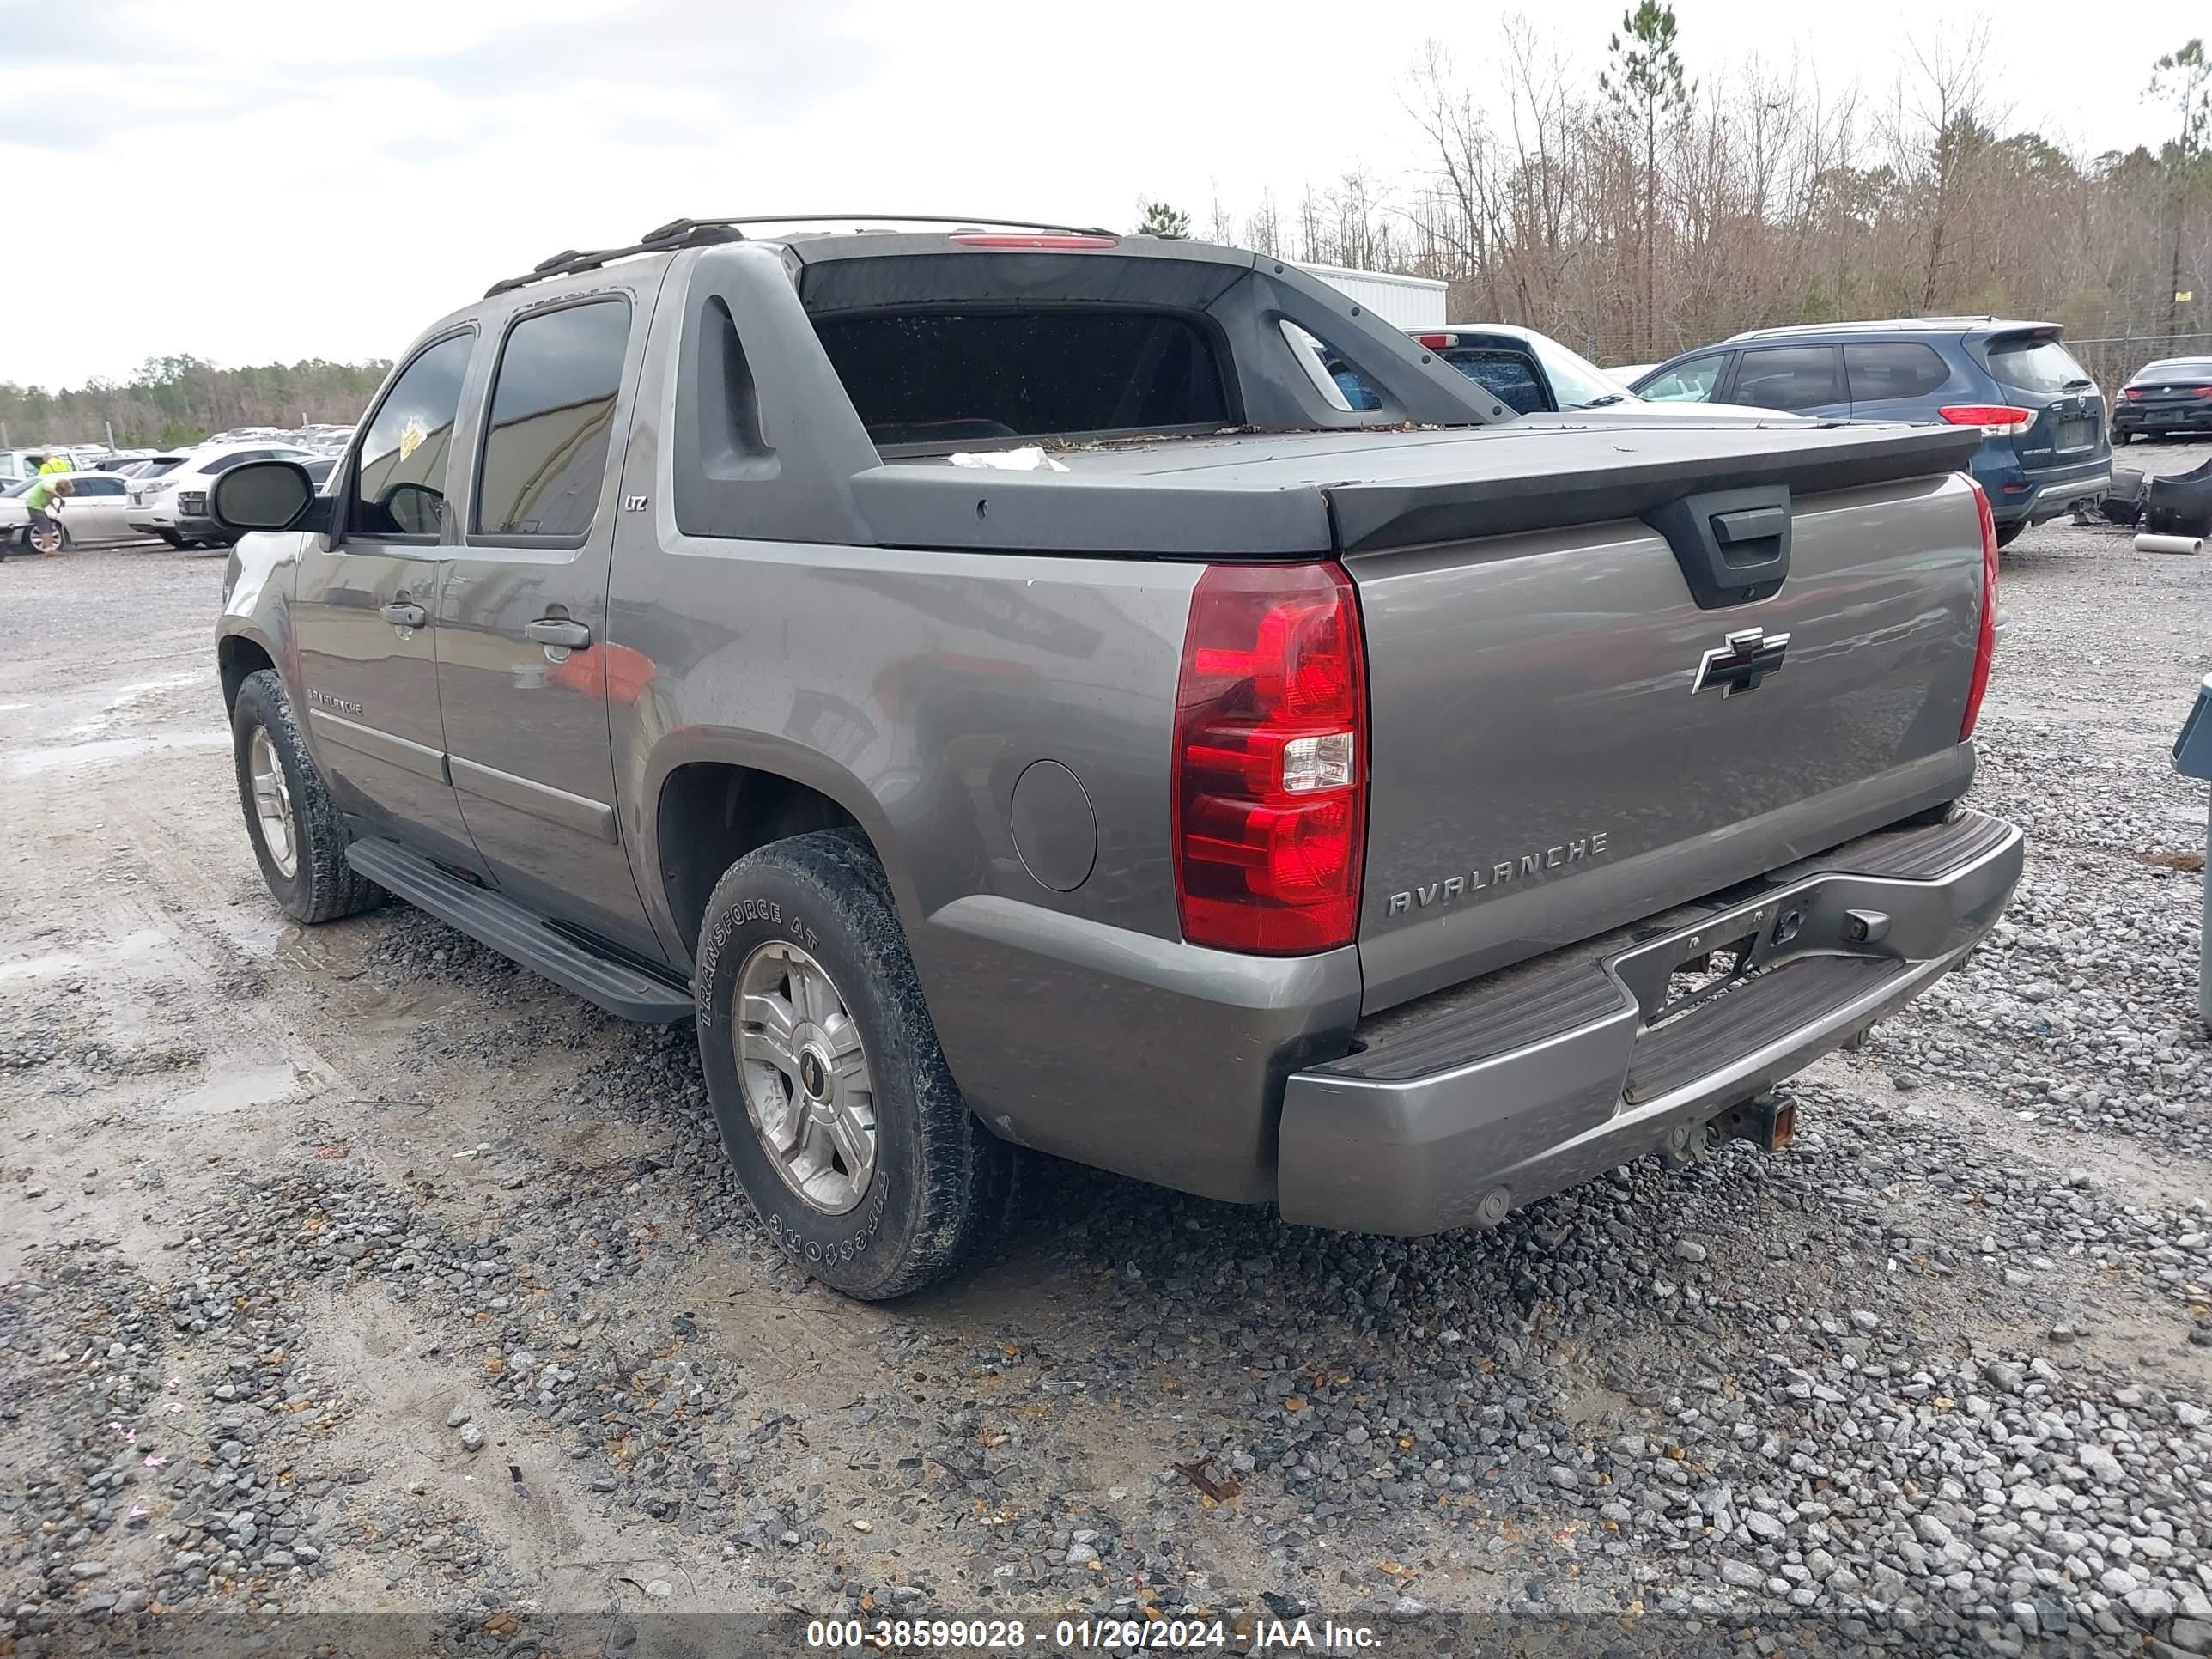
[812,309,1229,444]
[1984,336,2091,395]
[352,331,473,538]
[1442,349,1549,414]
[1730,346,1841,411]
[1638,355,1723,402]
[76,477,125,495]
[477,299,631,537]
[1843,342,1951,401]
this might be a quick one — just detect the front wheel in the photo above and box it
[695,830,1014,1300]
[229,669,386,923]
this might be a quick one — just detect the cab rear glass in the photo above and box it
[810,309,1230,446]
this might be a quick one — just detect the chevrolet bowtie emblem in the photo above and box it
[1692,626,1790,697]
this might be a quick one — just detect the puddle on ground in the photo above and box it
[4,729,228,777]
[65,673,203,738]
[210,904,294,958]
[0,929,175,984]
[157,1064,309,1119]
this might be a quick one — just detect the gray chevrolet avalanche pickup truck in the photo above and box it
[210,216,2023,1299]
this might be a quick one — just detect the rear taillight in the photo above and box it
[1413,332,1454,349]
[1173,562,1367,954]
[1940,404,2038,436]
[2124,387,2144,400]
[2196,386,2212,400]
[1960,476,1999,742]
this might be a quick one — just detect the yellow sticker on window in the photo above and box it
[398,417,426,462]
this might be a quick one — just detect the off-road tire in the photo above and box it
[696,829,1014,1300]
[230,669,386,923]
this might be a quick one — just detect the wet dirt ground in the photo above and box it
[4,453,2212,1655]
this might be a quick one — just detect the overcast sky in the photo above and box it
[0,0,2193,388]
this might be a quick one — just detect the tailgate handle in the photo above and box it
[1644,485,1792,610]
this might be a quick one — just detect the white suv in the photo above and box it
[129,442,313,548]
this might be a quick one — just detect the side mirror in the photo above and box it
[210,460,316,534]
[378,481,445,537]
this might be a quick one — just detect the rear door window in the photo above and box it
[1843,342,1952,402]
[476,298,631,538]
[1729,346,1842,411]
[813,309,1230,444]
[1638,355,1725,402]
[1984,336,2093,396]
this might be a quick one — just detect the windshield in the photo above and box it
[1523,334,1636,409]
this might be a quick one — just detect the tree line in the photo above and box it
[1177,19,2212,382]
[0,356,391,448]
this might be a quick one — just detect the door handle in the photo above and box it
[380,601,427,628]
[524,618,592,649]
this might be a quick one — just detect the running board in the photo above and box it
[346,837,694,1023]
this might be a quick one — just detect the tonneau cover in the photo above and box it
[849,420,1983,557]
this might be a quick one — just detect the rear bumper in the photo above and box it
[2114,406,2212,436]
[1276,808,2023,1234]
[1977,454,2109,527]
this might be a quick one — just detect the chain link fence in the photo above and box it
[2068,331,2212,393]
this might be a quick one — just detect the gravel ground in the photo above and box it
[4,452,2212,1656]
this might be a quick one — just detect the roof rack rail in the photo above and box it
[485,214,1125,300]
[639,213,1118,241]
[483,222,747,298]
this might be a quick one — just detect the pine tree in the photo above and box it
[1601,3,1690,358]
[1135,202,1193,240]
[2150,40,2210,338]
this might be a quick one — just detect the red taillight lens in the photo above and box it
[949,233,1118,250]
[2124,387,2144,400]
[1413,332,1454,349]
[1960,476,1999,742]
[2195,386,2212,400]
[1174,562,1367,954]
[1939,404,2038,436]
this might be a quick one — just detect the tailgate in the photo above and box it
[1344,455,1986,1012]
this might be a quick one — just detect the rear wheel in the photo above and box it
[695,829,1013,1299]
[230,669,386,923]
[1994,520,2026,550]
[156,531,185,549]
[27,519,65,556]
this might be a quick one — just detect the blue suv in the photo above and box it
[1632,319,2111,545]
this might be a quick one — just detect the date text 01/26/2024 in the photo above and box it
[803,1618,1384,1651]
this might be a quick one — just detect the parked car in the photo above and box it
[107,453,190,480]
[0,447,76,485]
[1608,362,1658,383]
[130,441,314,547]
[208,217,2021,1300]
[0,471,138,551]
[1631,319,2111,546]
[2112,357,2212,445]
[1408,325,1786,422]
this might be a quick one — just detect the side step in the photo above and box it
[347,837,694,1024]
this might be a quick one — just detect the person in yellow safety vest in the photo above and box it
[23,472,74,555]
[37,453,73,475]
